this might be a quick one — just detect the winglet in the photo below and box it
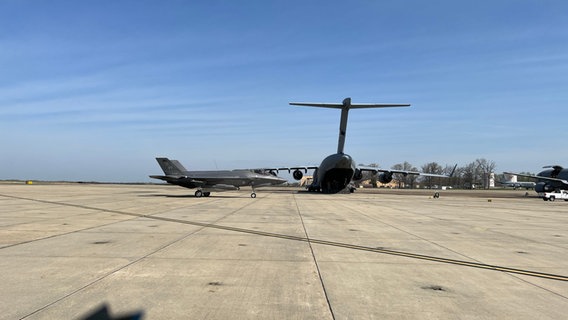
[449,164,458,178]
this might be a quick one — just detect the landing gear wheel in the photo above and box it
[195,190,203,197]
[251,192,257,198]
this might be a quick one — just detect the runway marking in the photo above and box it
[3,194,568,282]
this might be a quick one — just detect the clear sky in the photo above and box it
[1,0,567,182]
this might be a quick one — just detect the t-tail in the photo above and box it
[289,97,410,154]
[156,157,187,175]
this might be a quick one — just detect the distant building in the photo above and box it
[299,176,313,187]
[358,179,399,189]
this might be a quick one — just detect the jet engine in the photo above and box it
[353,169,363,181]
[535,182,554,193]
[293,169,303,180]
[378,172,393,184]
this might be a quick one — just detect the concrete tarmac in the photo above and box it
[0,183,567,319]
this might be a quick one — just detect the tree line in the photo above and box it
[360,158,534,189]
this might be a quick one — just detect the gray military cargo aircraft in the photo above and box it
[268,97,453,194]
[497,173,536,190]
[504,165,568,193]
[150,157,287,198]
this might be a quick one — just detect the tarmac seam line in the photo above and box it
[293,193,336,320]
[14,193,261,319]
[3,193,568,283]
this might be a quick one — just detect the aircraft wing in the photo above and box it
[503,172,568,184]
[149,175,207,186]
[149,175,178,182]
[261,166,319,174]
[359,165,457,178]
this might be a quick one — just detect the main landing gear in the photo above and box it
[194,190,211,197]
[194,188,257,198]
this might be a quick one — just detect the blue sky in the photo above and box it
[1,0,567,182]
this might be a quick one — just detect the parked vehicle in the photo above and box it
[541,190,568,201]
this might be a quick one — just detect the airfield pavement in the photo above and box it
[0,183,567,319]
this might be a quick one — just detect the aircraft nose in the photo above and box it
[269,175,287,184]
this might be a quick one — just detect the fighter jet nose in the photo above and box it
[275,176,287,184]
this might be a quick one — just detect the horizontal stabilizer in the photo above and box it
[290,97,410,154]
[290,102,410,109]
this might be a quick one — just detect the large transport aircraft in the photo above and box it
[504,166,568,193]
[268,97,453,194]
[150,158,287,198]
[497,174,536,190]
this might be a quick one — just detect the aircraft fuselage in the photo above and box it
[314,153,356,194]
[170,170,285,189]
[535,167,568,192]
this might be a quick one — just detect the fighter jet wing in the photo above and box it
[149,175,207,185]
[503,172,568,184]
[149,175,178,181]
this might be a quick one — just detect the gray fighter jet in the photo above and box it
[270,97,453,194]
[150,158,287,198]
[504,166,568,193]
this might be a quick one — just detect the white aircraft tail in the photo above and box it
[503,173,518,183]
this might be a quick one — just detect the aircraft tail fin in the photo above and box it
[290,97,410,154]
[155,158,187,175]
[503,173,517,183]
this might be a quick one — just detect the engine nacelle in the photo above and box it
[378,172,393,184]
[293,169,303,181]
[535,182,554,193]
[353,169,363,181]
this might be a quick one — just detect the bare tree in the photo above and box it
[421,162,443,188]
[517,172,535,182]
[392,161,418,188]
[475,158,496,189]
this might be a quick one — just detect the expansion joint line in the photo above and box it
[3,194,568,282]
[293,194,336,320]
[4,193,259,319]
